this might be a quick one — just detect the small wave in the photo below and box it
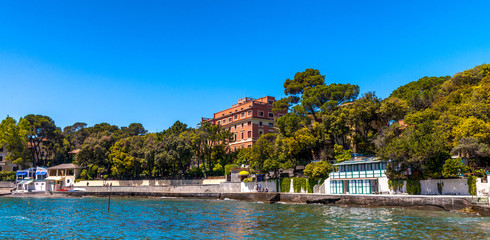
[160,197,177,199]
[0,216,30,221]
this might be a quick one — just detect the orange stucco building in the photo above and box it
[202,96,287,150]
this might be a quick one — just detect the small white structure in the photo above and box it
[16,167,48,192]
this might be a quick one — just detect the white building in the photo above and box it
[326,157,390,194]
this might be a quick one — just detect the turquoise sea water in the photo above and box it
[0,196,488,239]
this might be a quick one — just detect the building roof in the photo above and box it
[333,157,387,166]
[48,163,83,170]
[68,149,81,154]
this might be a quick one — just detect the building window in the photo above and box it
[248,121,251,126]
[268,113,274,118]
[278,114,284,117]
[268,100,273,105]
[247,131,251,138]
[234,133,237,141]
[268,123,273,127]
[241,123,244,128]
[259,130,263,136]
[259,122,263,126]
[0,156,3,162]
[241,132,244,139]
[229,117,232,123]
[247,145,251,148]
[241,112,245,118]
[247,110,252,116]
[216,120,221,125]
[259,111,264,117]
[222,119,226,124]
[234,115,238,120]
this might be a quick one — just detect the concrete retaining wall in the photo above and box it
[241,180,278,192]
[219,182,241,193]
[74,179,225,187]
[62,191,483,214]
[335,194,471,211]
[0,181,14,188]
[82,184,221,193]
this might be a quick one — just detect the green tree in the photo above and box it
[334,144,352,163]
[283,68,325,104]
[442,158,469,178]
[301,83,359,121]
[23,114,61,167]
[0,116,31,169]
[390,76,449,111]
[304,161,333,182]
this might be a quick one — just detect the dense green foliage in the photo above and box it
[280,178,291,193]
[306,178,316,193]
[224,164,240,176]
[0,171,15,181]
[292,177,306,193]
[388,179,404,193]
[467,176,477,195]
[442,158,469,178]
[437,182,444,194]
[303,161,332,182]
[406,179,421,195]
[377,64,490,179]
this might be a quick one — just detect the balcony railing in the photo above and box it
[331,170,386,179]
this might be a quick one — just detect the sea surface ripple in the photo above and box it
[0,197,488,239]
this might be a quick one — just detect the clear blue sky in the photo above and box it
[1,1,489,132]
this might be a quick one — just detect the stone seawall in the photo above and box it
[65,190,482,214]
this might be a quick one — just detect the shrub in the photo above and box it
[306,178,316,193]
[243,177,254,183]
[224,164,240,176]
[437,181,444,194]
[187,166,204,178]
[474,169,486,178]
[0,171,15,181]
[292,177,306,193]
[442,158,469,178]
[280,178,291,193]
[406,179,421,195]
[212,163,224,176]
[388,179,404,192]
[467,176,477,195]
[304,161,333,181]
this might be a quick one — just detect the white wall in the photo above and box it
[74,179,225,187]
[323,178,331,194]
[241,180,278,192]
[388,178,485,195]
[476,178,489,197]
[419,179,469,195]
[378,177,390,193]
